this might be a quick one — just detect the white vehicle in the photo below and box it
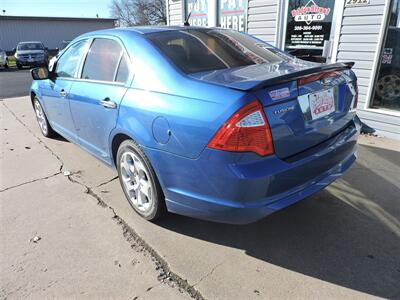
[0,48,8,68]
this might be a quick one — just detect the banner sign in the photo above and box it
[218,0,247,31]
[186,0,208,26]
[285,0,335,50]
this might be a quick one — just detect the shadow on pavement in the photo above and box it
[157,145,400,298]
[52,134,69,143]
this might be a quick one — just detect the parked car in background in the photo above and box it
[29,27,360,224]
[0,48,8,68]
[56,40,71,54]
[14,41,48,69]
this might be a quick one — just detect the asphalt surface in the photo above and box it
[1,96,400,299]
[0,68,32,99]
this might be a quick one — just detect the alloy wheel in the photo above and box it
[119,151,154,213]
[34,100,48,135]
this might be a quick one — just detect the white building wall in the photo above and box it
[0,17,115,51]
[247,0,278,45]
[336,0,386,108]
[335,0,399,139]
[168,0,183,26]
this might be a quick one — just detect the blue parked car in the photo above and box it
[30,26,360,224]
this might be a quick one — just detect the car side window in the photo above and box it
[81,38,123,82]
[56,40,88,78]
[115,54,130,83]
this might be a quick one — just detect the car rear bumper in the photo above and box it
[144,115,361,224]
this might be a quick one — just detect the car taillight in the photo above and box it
[298,71,341,86]
[208,100,274,156]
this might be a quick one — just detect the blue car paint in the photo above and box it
[143,115,360,224]
[68,81,129,163]
[31,26,360,224]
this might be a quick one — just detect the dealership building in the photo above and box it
[0,16,116,51]
[166,0,400,139]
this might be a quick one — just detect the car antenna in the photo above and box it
[183,0,199,26]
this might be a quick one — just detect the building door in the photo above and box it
[371,0,400,111]
[282,0,339,62]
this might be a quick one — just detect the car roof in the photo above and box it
[80,26,216,37]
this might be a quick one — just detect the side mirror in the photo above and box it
[31,67,50,80]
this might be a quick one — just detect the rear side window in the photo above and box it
[81,39,124,82]
[56,40,88,78]
[147,29,291,74]
[115,54,130,83]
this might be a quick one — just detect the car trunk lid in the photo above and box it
[191,61,357,159]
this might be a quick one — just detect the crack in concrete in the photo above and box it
[96,176,119,187]
[193,263,223,287]
[66,171,205,299]
[0,172,61,193]
[3,101,206,300]
[2,102,64,174]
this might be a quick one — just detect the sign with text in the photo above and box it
[218,0,247,31]
[345,0,370,7]
[285,0,335,50]
[186,0,208,26]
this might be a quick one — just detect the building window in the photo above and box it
[218,0,247,31]
[284,0,335,62]
[371,0,400,111]
[185,0,209,26]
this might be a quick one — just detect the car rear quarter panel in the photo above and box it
[113,86,253,160]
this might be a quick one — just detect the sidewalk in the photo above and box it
[0,99,191,299]
[1,97,400,299]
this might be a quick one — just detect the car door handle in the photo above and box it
[59,90,67,97]
[100,97,117,109]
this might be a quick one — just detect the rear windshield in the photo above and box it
[146,29,292,74]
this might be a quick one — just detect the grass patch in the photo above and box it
[7,56,16,67]
[5,55,53,68]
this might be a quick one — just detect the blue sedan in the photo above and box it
[30,26,360,224]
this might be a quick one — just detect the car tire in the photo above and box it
[17,64,22,70]
[33,97,56,138]
[4,58,8,69]
[117,139,166,221]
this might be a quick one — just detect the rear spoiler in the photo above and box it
[248,62,355,91]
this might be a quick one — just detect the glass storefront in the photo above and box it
[185,0,209,26]
[218,0,247,31]
[371,0,400,111]
[284,0,336,63]
[184,0,248,31]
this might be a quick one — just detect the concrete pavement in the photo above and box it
[0,99,192,299]
[1,96,400,299]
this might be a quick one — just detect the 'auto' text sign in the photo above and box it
[219,0,247,32]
